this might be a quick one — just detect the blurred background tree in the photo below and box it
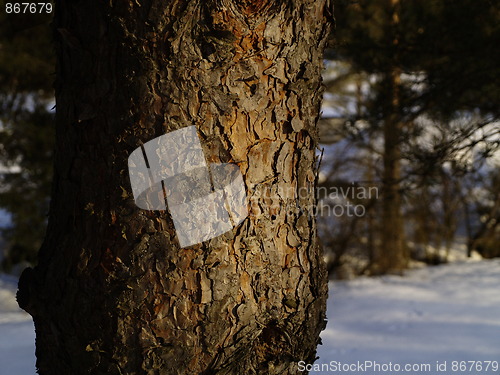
[320,0,500,277]
[0,9,54,272]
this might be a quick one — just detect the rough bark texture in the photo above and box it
[17,0,332,374]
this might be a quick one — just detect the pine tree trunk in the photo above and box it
[17,0,332,374]
[376,0,408,274]
[379,67,408,273]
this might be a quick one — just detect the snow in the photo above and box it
[0,274,35,375]
[314,257,500,374]
[0,258,499,374]
[0,210,10,228]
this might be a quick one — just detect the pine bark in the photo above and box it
[17,0,332,374]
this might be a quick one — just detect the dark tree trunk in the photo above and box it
[17,0,332,374]
[375,0,408,274]
[379,67,408,273]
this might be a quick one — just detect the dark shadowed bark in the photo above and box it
[17,0,333,374]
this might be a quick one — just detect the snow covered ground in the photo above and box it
[314,257,500,375]
[0,274,35,375]
[0,257,499,375]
